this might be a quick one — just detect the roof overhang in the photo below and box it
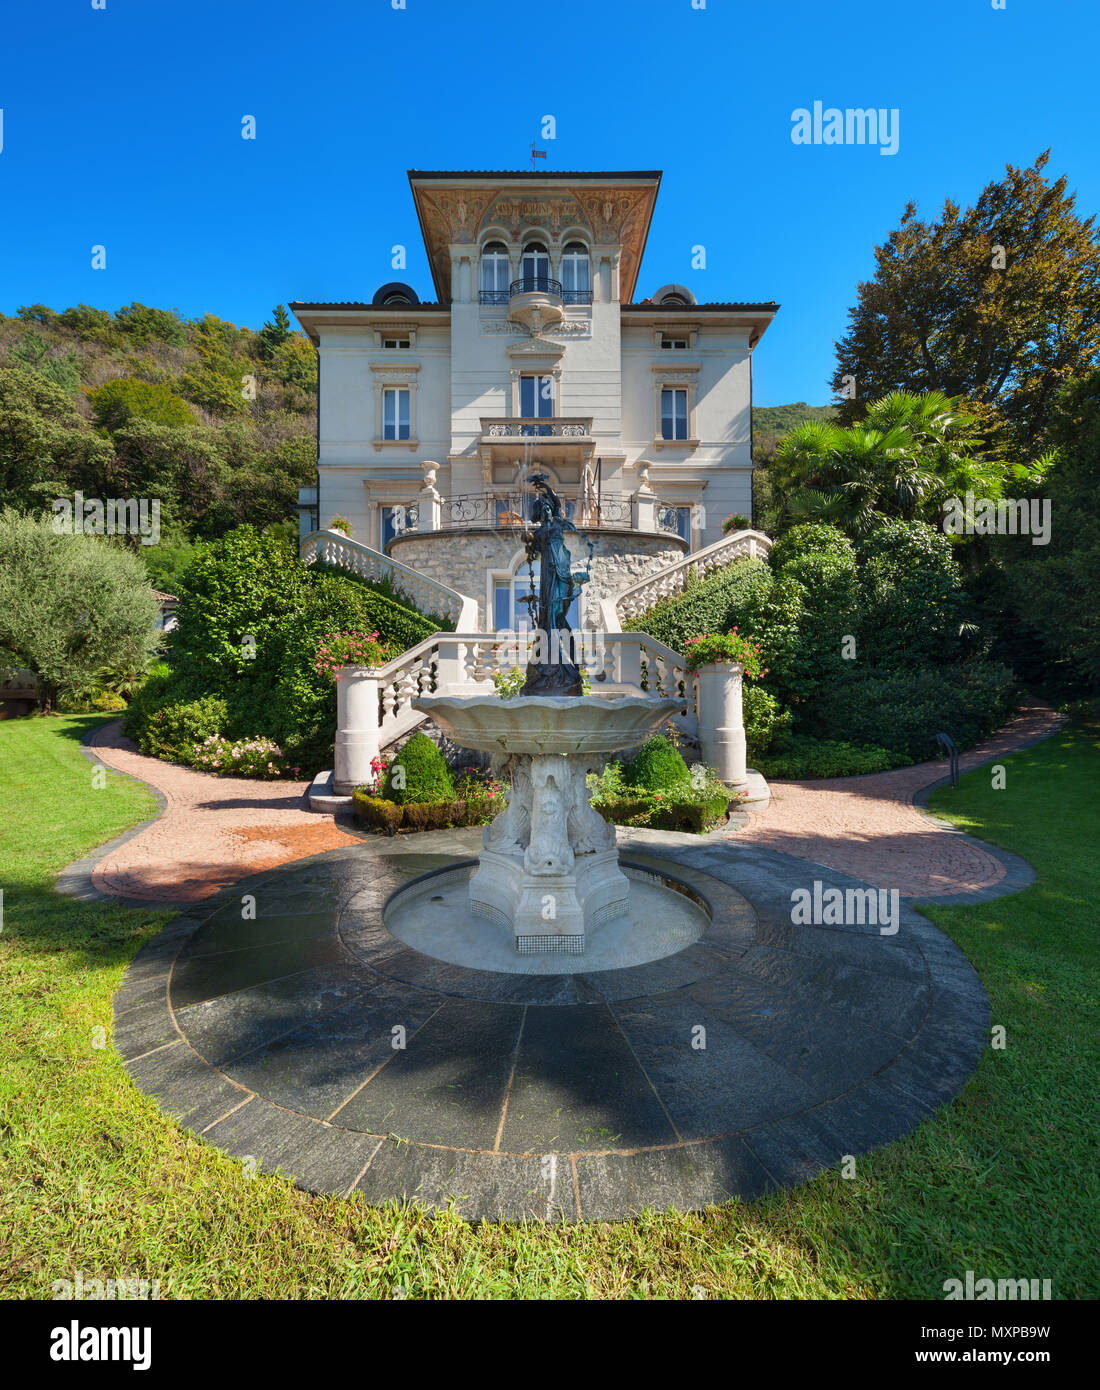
[290,302,449,346]
[408,169,662,305]
[622,302,780,346]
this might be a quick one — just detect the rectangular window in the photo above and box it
[381,504,417,548]
[520,374,554,434]
[493,581,511,631]
[661,336,688,350]
[661,388,689,440]
[382,387,410,440]
[382,338,410,349]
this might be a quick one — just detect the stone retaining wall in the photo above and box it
[388,527,687,629]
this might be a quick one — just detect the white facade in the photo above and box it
[292,170,776,631]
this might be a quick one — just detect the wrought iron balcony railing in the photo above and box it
[510,275,562,298]
[392,490,641,533]
[478,282,592,306]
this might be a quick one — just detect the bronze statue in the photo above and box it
[521,473,593,696]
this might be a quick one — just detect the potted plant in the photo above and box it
[314,630,393,680]
[683,629,766,678]
[682,631,765,789]
[327,515,353,537]
[315,631,397,794]
[721,512,752,535]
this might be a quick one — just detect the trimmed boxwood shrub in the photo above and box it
[352,790,497,834]
[382,732,455,805]
[126,694,229,764]
[623,735,691,792]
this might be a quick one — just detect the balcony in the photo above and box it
[479,416,595,465]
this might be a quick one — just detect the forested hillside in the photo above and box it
[752,402,838,464]
[0,302,316,591]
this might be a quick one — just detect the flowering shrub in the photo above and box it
[363,754,389,795]
[683,628,767,678]
[190,735,301,780]
[454,767,507,804]
[314,630,394,678]
[721,513,752,534]
[492,664,527,700]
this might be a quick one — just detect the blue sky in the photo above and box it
[0,0,1095,406]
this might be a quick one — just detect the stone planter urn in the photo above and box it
[333,665,384,796]
[692,661,748,790]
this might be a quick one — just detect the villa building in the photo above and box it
[290,168,778,633]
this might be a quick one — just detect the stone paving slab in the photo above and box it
[108,837,994,1221]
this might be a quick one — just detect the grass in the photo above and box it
[0,713,1096,1299]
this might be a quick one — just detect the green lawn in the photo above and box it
[0,714,1096,1299]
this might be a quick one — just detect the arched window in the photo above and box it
[382,293,410,306]
[480,242,510,298]
[659,293,687,306]
[560,242,590,302]
[520,241,551,290]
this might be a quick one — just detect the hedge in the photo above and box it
[622,558,773,653]
[352,790,497,834]
[125,526,443,774]
[805,661,1019,762]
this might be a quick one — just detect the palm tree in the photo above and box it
[769,390,1008,535]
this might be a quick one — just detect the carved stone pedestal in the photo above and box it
[470,752,629,954]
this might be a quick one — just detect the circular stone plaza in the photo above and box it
[75,711,1055,1224]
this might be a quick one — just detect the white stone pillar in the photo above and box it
[434,637,467,694]
[632,464,657,532]
[694,661,748,789]
[333,665,382,795]
[419,461,441,532]
[616,638,642,691]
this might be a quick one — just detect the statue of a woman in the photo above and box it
[522,473,592,696]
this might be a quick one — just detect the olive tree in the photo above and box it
[0,509,161,710]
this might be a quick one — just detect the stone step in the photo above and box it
[308,769,353,812]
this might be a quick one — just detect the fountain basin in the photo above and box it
[415,693,684,756]
[413,693,683,956]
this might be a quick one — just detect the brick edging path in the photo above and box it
[74,721,359,902]
[734,703,1062,899]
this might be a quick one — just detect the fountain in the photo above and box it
[409,474,691,960]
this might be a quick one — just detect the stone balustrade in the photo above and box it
[332,629,747,795]
[300,529,479,630]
